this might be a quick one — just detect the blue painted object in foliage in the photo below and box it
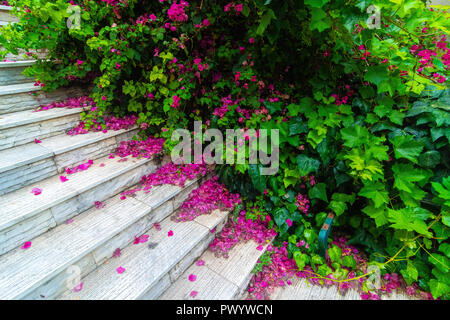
[319,212,335,257]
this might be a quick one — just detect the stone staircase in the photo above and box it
[0,6,271,301]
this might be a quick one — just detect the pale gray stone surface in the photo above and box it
[0,65,33,85]
[0,5,18,23]
[0,86,86,114]
[160,236,272,300]
[0,105,82,130]
[0,155,155,255]
[0,175,205,299]
[0,158,57,195]
[0,112,81,150]
[58,210,229,300]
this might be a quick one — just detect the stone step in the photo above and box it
[0,60,36,85]
[269,276,419,300]
[0,127,138,195]
[0,107,86,150]
[0,84,86,114]
[2,48,47,61]
[0,5,18,23]
[58,207,229,300]
[0,177,203,300]
[160,239,273,300]
[0,150,161,256]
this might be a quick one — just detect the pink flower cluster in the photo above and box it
[167,1,189,22]
[224,2,243,15]
[114,137,165,159]
[295,193,310,215]
[247,242,297,300]
[331,85,354,106]
[66,115,137,136]
[209,210,277,259]
[173,176,241,222]
[141,162,210,192]
[35,96,94,112]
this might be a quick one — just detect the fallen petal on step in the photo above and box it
[168,230,174,237]
[21,242,32,250]
[31,188,42,195]
[60,176,69,183]
[190,291,198,298]
[112,248,121,258]
[256,245,264,251]
[34,138,42,144]
[73,282,83,293]
[188,274,197,282]
[116,267,126,274]
[195,260,205,267]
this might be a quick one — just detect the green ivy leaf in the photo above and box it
[341,125,369,148]
[391,135,424,164]
[328,245,342,264]
[362,204,388,227]
[296,155,321,176]
[429,279,450,299]
[358,182,389,208]
[304,0,330,8]
[308,183,328,202]
[342,255,357,269]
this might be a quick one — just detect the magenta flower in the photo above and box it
[168,230,174,237]
[190,291,198,298]
[116,267,126,274]
[60,176,69,183]
[286,219,293,227]
[196,260,205,266]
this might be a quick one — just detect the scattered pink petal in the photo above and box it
[59,176,69,183]
[65,219,73,224]
[99,163,105,167]
[34,138,42,144]
[133,234,149,244]
[112,248,121,258]
[196,260,205,267]
[256,245,264,251]
[153,222,161,231]
[116,267,126,274]
[168,230,174,237]
[188,274,197,282]
[31,187,42,195]
[286,218,293,227]
[94,201,106,209]
[21,241,32,250]
[120,195,127,200]
[210,228,216,233]
[73,282,83,292]
[190,291,198,298]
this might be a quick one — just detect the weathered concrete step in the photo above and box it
[0,85,86,114]
[0,5,18,23]
[58,207,229,300]
[269,276,418,300]
[2,48,47,61]
[0,178,202,300]
[0,60,35,85]
[160,239,272,300]
[0,127,138,195]
[0,151,160,256]
[0,104,81,131]
[0,107,86,150]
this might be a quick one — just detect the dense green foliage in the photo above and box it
[1,0,449,298]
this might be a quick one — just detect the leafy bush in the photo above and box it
[1,0,449,298]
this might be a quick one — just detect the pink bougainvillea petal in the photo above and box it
[256,245,264,251]
[168,230,174,237]
[73,282,83,292]
[153,222,161,231]
[188,274,197,282]
[196,260,205,267]
[190,291,198,298]
[21,241,32,250]
[59,176,69,183]
[65,219,73,224]
[112,248,121,258]
[34,138,42,144]
[31,188,42,195]
[116,267,126,274]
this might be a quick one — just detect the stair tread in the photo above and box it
[0,106,84,130]
[59,209,229,300]
[0,180,198,300]
[0,153,150,232]
[0,127,135,174]
[160,239,272,300]
[0,60,35,68]
[0,82,41,96]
